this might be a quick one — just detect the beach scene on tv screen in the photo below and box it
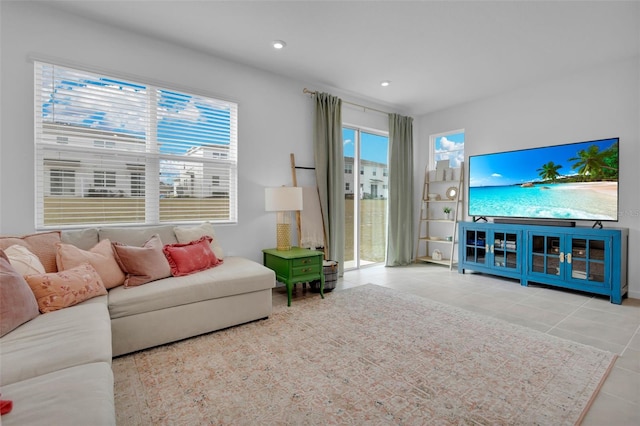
[469,138,619,220]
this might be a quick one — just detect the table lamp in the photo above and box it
[265,186,303,251]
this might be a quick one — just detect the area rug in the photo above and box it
[113,284,616,425]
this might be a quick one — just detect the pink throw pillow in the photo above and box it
[112,234,172,287]
[24,263,107,313]
[163,236,222,277]
[0,250,40,336]
[56,239,125,289]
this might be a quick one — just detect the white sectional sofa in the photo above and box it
[0,224,275,425]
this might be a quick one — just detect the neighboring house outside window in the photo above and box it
[34,61,238,228]
[50,169,75,195]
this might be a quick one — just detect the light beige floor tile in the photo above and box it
[500,302,567,327]
[554,315,637,346]
[514,294,585,316]
[547,327,626,354]
[569,307,640,331]
[600,366,640,405]
[628,331,640,352]
[616,347,640,374]
[490,311,554,333]
[582,392,640,426]
[583,296,640,318]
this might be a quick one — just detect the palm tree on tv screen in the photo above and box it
[537,161,563,183]
[569,143,618,181]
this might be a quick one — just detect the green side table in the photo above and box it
[262,247,325,306]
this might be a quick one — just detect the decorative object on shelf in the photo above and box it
[446,186,458,200]
[443,206,452,220]
[446,236,453,241]
[435,159,450,181]
[432,249,443,261]
[427,193,441,201]
[265,186,303,251]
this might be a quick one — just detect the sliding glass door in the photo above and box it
[343,127,389,270]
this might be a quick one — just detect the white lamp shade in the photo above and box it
[265,187,303,211]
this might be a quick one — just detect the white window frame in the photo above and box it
[34,61,238,229]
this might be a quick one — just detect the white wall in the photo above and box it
[416,57,640,298]
[0,2,396,262]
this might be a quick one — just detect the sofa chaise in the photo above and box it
[0,224,275,425]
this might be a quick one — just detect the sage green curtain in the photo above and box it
[386,113,414,266]
[313,93,344,273]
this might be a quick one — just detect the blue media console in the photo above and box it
[458,221,629,304]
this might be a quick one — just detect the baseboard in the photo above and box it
[493,218,575,227]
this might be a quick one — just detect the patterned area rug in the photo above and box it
[113,284,615,425]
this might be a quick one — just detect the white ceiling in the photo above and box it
[44,0,639,116]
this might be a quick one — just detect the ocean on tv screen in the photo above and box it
[468,181,618,220]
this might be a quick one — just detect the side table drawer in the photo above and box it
[292,257,318,267]
[292,264,321,277]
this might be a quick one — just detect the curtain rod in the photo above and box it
[303,88,390,116]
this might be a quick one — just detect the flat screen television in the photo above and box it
[468,138,619,222]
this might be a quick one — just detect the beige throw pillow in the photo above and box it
[56,239,125,289]
[174,222,225,259]
[112,234,171,287]
[4,244,46,276]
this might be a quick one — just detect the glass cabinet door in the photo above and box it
[530,234,562,277]
[568,237,607,285]
[492,230,519,271]
[464,229,487,265]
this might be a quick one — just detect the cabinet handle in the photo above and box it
[566,253,572,264]
[559,252,564,263]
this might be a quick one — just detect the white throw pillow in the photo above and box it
[174,222,225,259]
[4,244,46,276]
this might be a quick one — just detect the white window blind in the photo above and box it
[34,62,238,228]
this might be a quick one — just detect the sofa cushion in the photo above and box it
[112,234,172,287]
[0,251,40,337]
[108,256,275,319]
[174,222,225,259]
[0,301,111,385]
[99,225,178,246]
[56,239,125,289]
[3,245,46,276]
[0,231,61,273]
[61,228,99,251]
[25,263,107,313]
[0,362,115,426]
[163,236,222,277]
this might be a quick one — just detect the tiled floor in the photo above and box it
[272,263,640,425]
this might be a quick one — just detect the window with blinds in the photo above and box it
[34,62,238,228]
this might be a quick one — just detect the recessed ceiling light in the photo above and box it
[380,80,391,87]
[272,40,287,49]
